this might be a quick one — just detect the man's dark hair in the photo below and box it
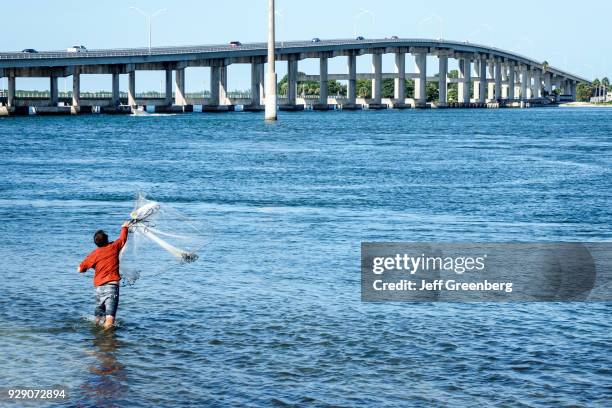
[94,230,109,247]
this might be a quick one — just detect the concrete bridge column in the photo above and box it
[175,68,186,106]
[487,61,495,101]
[533,69,542,98]
[250,62,262,106]
[257,63,265,100]
[164,68,172,106]
[72,68,80,107]
[128,71,136,107]
[544,72,552,95]
[458,57,471,103]
[347,53,357,107]
[507,64,515,100]
[49,76,58,106]
[219,66,228,105]
[478,58,487,103]
[209,66,220,105]
[438,54,448,107]
[371,52,383,106]
[316,56,329,108]
[520,66,528,100]
[501,63,508,98]
[7,75,15,108]
[526,69,534,99]
[205,65,230,110]
[287,58,298,105]
[570,80,576,100]
[473,59,480,101]
[494,61,502,100]
[111,72,120,107]
[393,52,406,107]
[414,51,427,108]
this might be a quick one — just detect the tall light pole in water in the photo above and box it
[130,7,166,55]
[265,0,277,121]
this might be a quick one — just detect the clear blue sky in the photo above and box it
[1,0,609,92]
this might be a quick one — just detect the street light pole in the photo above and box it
[130,7,166,54]
[265,0,277,121]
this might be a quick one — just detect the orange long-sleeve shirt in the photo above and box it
[79,227,128,286]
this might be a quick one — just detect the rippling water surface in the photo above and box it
[1,108,611,407]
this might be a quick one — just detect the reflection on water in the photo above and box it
[80,328,128,405]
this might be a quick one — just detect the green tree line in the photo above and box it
[277,69,463,102]
[576,77,609,102]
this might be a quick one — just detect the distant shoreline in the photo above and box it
[559,102,612,108]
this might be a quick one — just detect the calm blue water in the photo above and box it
[1,108,611,407]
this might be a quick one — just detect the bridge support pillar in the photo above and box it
[287,58,298,105]
[392,52,407,108]
[414,51,427,108]
[494,61,502,100]
[204,64,229,111]
[174,68,188,106]
[370,52,384,108]
[258,63,265,101]
[313,56,332,110]
[478,58,487,103]
[72,68,80,108]
[507,64,515,101]
[343,53,361,110]
[220,65,228,105]
[501,63,508,99]
[458,57,471,103]
[164,68,172,106]
[209,66,220,105]
[279,56,303,111]
[473,59,480,101]
[245,61,264,111]
[544,72,552,95]
[526,69,534,99]
[570,80,576,101]
[487,60,497,101]
[533,70,542,98]
[8,75,16,108]
[128,71,136,107]
[49,76,58,107]
[111,72,120,107]
[520,66,528,100]
[438,54,448,107]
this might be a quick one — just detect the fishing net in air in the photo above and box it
[119,194,208,285]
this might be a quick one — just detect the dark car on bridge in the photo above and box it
[311,38,321,43]
[229,41,242,48]
[21,48,38,53]
[355,36,365,40]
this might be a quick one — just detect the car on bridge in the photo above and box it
[229,41,242,48]
[311,37,321,43]
[21,48,38,53]
[355,36,365,40]
[67,45,87,53]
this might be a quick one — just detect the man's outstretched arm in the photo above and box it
[77,254,93,273]
[114,221,130,250]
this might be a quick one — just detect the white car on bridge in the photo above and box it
[67,45,87,53]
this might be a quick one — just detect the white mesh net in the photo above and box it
[119,193,208,285]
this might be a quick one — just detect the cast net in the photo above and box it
[119,193,208,285]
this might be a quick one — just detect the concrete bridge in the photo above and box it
[0,38,588,115]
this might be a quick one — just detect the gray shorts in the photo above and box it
[94,283,120,318]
